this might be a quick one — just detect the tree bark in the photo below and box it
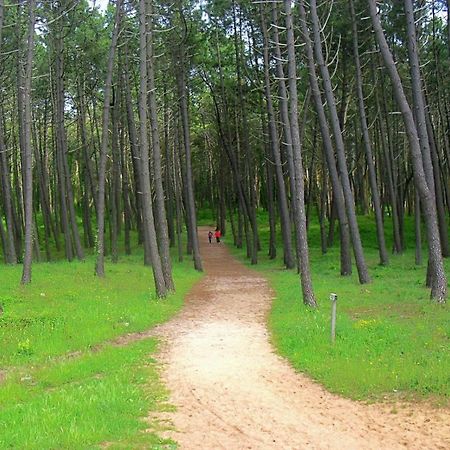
[349,0,388,266]
[284,0,317,307]
[415,189,422,266]
[175,1,202,272]
[95,0,122,277]
[233,0,258,265]
[123,52,145,249]
[20,0,36,284]
[0,113,17,264]
[53,1,84,261]
[404,0,449,259]
[138,0,167,296]
[369,0,447,302]
[271,3,300,267]
[260,4,295,269]
[298,0,352,277]
[0,1,17,264]
[146,0,175,290]
[309,0,370,284]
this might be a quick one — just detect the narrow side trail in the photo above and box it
[150,227,449,449]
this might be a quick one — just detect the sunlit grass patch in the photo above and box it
[0,253,201,367]
[0,250,202,447]
[0,339,176,449]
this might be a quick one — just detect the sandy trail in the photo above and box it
[150,227,450,449]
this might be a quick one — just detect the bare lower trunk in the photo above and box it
[271,4,300,268]
[146,0,175,290]
[309,0,370,284]
[260,4,294,269]
[95,0,122,277]
[425,108,449,257]
[174,2,202,272]
[123,54,145,249]
[284,0,317,307]
[233,1,258,265]
[299,1,352,277]
[20,0,36,284]
[350,0,388,266]
[138,0,167,296]
[0,115,17,264]
[177,72,202,272]
[415,189,422,265]
[369,0,447,302]
[110,98,120,263]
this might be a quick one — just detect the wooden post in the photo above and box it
[330,293,337,343]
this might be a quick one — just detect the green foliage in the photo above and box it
[230,212,450,404]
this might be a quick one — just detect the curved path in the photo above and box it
[150,227,449,449]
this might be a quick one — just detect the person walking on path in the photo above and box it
[214,227,221,243]
[208,231,213,244]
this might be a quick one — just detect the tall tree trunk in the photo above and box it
[123,53,145,249]
[298,0,352,277]
[95,0,122,277]
[308,0,370,284]
[369,0,447,302]
[0,2,17,264]
[77,80,95,248]
[138,0,167,296]
[110,96,120,263]
[260,4,295,269]
[424,106,449,256]
[375,71,403,254]
[20,0,36,284]
[53,3,84,261]
[146,0,175,290]
[119,108,132,256]
[349,0,388,266]
[404,0,449,259]
[175,2,202,272]
[0,114,17,264]
[174,121,184,263]
[233,0,258,265]
[77,79,98,217]
[284,0,317,307]
[163,83,175,248]
[271,3,301,267]
[415,189,422,265]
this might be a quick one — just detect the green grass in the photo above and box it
[0,339,176,449]
[0,252,200,367]
[0,250,201,448]
[229,212,450,404]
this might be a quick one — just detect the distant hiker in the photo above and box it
[208,230,213,244]
[214,227,221,243]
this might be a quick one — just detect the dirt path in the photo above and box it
[150,227,450,449]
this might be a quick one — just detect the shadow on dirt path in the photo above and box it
[149,226,450,449]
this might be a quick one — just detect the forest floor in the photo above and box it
[148,226,450,449]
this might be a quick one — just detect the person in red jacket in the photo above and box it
[214,227,221,243]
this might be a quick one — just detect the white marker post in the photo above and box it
[330,293,337,343]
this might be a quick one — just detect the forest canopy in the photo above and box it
[0,0,448,303]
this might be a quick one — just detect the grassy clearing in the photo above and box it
[229,213,450,404]
[0,340,175,449]
[0,251,201,448]
[0,252,200,367]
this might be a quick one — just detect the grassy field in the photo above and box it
[0,250,201,448]
[228,213,450,405]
